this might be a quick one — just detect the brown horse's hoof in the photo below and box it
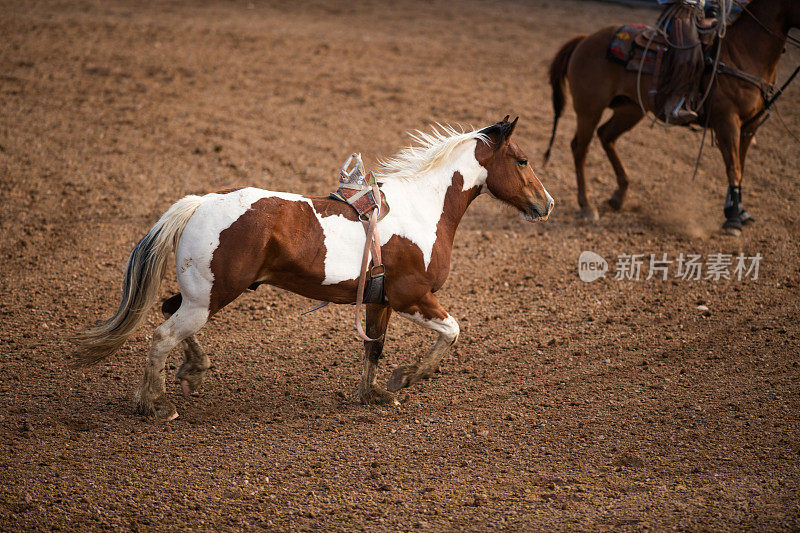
[580,206,599,221]
[723,226,742,237]
[175,364,209,395]
[723,218,743,236]
[607,193,625,211]
[358,386,398,406]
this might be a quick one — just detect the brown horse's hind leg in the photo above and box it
[571,109,604,220]
[357,304,396,405]
[597,102,643,210]
[162,294,212,396]
[387,293,459,393]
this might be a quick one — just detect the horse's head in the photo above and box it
[477,116,554,222]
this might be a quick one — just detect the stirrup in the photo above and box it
[666,96,698,124]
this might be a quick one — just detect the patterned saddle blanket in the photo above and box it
[607,24,666,76]
[606,1,750,75]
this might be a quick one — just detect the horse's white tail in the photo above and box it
[72,195,206,367]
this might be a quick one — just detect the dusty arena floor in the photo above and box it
[1,0,799,530]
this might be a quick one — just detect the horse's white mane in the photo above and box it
[376,124,489,182]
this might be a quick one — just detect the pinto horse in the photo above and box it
[73,117,554,420]
[544,0,799,233]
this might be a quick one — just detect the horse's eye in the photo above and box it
[517,159,528,166]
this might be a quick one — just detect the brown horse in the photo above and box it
[73,117,554,420]
[544,0,799,233]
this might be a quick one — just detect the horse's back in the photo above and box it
[174,187,366,311]
[567,25,639,112]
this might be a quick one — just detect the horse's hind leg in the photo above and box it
[597,102,643,210]
[571,108,604,220]
[357,304,396,405]
[162,294,211,396]
[135,299,208,419]
[387,293,459,393]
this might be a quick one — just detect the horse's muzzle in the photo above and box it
[522,195,555,222]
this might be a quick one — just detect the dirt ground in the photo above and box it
[1,0,799,530]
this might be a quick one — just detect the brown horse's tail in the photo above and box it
[71,195,205,367]
[543,34,586,166]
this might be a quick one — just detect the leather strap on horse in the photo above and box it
[715,61,775,101]
[354,181,385,343]
[740,63,800,132]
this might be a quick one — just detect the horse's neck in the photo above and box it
[383,162,484,227]
[725,0,786,79]
[378,147,485,263]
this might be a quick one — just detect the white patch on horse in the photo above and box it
[316,213,365,285]
[397,311,460,341]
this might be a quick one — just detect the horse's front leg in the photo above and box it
[736,128,756,225]
[387,293,459,392]
[714,113,752,234]
[357,303,396,405]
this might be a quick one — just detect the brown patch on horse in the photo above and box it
[208,197,283,314]
[430,172,481,291]
[208,196,362,314]
[309,197,360,221]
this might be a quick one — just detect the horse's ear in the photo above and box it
[478,115,516,154]
[502,116,518,140]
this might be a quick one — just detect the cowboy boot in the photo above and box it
[665,95,698,124]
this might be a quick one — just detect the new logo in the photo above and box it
[578,251,608,282]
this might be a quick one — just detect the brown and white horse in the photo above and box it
[73,117,554,420]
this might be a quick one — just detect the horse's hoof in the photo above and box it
[387,365,417,392]
[580,206,600,221]
[607,194,624,211]
[175,370,207,395]
[723,218,743,236]
[135,395,178,421]
[358,386,397,406]
[740,211,755,225]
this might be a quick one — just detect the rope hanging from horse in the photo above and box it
[634,0,800,180]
